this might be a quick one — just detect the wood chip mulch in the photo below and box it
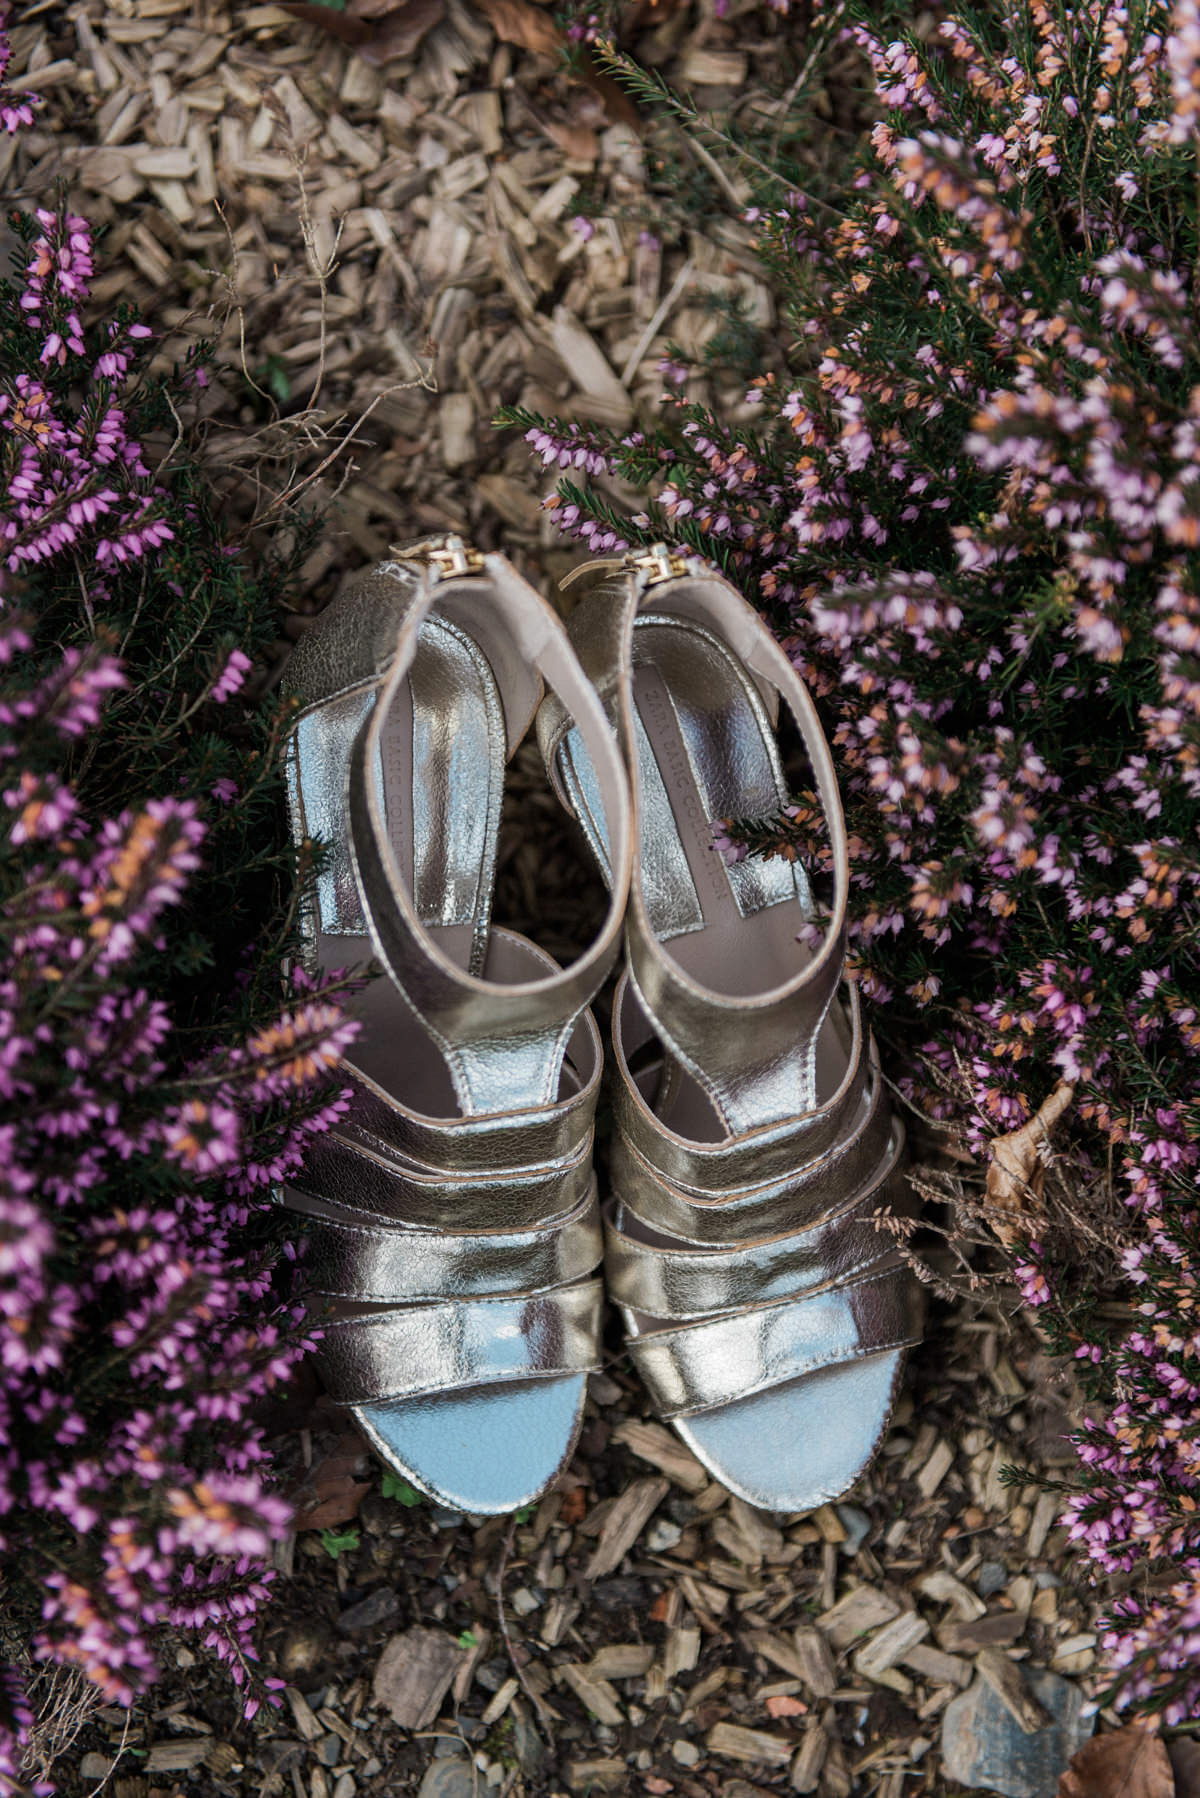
[52,1308,1107,1798]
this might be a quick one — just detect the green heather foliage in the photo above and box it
[509,0,1200,1720]
[0,55,356,1784]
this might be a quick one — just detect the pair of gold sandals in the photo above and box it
[281,536,922,1517]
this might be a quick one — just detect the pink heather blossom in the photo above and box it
[208,648,252,705]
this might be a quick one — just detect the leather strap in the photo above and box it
[611,1074,897,1247]
[544,556,850,1134]
[334,1007,602,1178]
[346,558,632,1116]
[315,1280,605,1404]
[293,1181,602,1303]
[287,1128,595,1235]
[627,1263,923,1419]
[611,976,874,1194]
[607,1131,907,1318]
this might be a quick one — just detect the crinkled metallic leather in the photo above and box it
[289,1128,596,1234]
[294,1180,602,1303]
[539,552,923,1430]
[543,565,851,1135]
[605,1143,908,1319]
[628,1262,922,1420]
[609,1089,899,1247]
[281,552,631,1417]
[611,974,874,1193]
[345,570,631,1117]
[315,1281,605,1404]
[334,1012,602,1178]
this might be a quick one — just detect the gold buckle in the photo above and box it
[624,543,689,586]
[390,533,485,579]
[559,542,693,593]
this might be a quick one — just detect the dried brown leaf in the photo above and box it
[1168,1740,1200,1798]
[357,0,445,63]
[576,51,642,130]
[279,0,442,57]
[474,0,563,56]
[985,1079,1074,1245]
[278,2,373,43]
[539,117,600,161]
[290,1444,370,1531]
[1058,1725,1175,1798]
[559,1485,588,1524]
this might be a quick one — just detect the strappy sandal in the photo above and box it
[281,537,632,1515]
[537,546,923,1512]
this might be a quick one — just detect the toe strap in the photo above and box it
[315,1279,605,1404]
[293,1181,603,1303]
[626,1264,923,1420]
[606,1146,909,1321]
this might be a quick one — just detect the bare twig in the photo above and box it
[494,1518,554,1733]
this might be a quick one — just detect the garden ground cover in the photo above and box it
[5,2,1135,1791]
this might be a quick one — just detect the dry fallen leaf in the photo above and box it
[539,117,600,161]
[1058,1724,1175,1798]
[473,0,562,55]
[289,1438,372,1531]
[280,0,444,59]
[559,1485,588,1525]
[1169,1740,1200,1798]
[472,0,641,127]
[985,1078,1074,1245]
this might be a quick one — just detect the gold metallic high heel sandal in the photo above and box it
[280,538,632,1515]
[538,546,923,1512]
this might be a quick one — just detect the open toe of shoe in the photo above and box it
[674,1348,908,1513]
[354,1373,589,1516]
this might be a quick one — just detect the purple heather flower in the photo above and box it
[207,648,252,705]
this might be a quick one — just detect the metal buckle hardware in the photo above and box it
[623,543,690,586]
[558,542,694,593]
[390,533,485,579]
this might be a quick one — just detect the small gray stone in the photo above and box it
[671,1739,700,1768]
[976,1561,1009,1599]
[941,1667,1093,1798]
[336,1585,400,1632]
[433,1737,467,1759]
[417,1759,477,1798]
[333,1778,356,1798]
[318,1733,342,1767]
[430,1505,466,1529]
[80,1756,113,1782]
[835,1505,872,1554]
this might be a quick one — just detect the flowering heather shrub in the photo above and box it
[510,0,1200,1722]
[0,51,355,1791]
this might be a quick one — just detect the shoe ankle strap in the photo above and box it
[542,549,851,1133]
[346,549,632,1117]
